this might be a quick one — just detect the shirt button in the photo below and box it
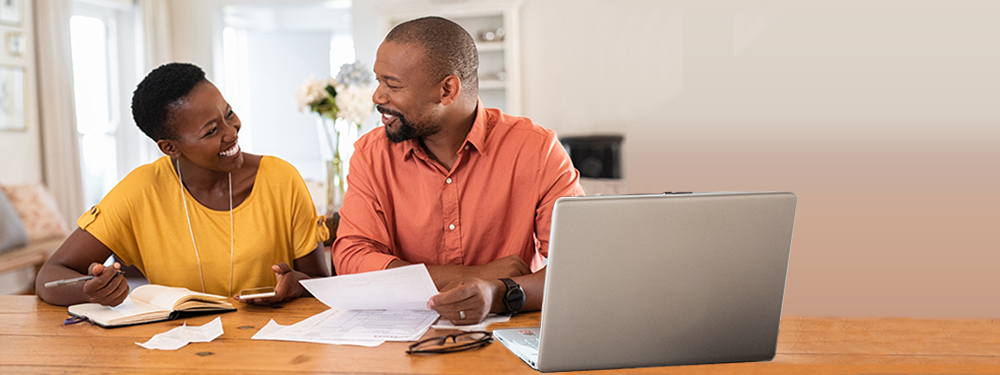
[446,178,452,184]
[449,224,456,230]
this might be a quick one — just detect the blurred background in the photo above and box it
[1,0,997,318]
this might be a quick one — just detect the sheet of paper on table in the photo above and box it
[432,313,511,332]
[137,316,224,350]
[253,264,441,346]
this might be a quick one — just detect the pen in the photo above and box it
[44,270,126,288]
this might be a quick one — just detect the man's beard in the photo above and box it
[386,118,418,143]
[378,105,439,143]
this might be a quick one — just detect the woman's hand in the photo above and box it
[82,262,130,306]
[234,263,306,305]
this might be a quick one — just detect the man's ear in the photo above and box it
[439,75,461,106]
[157,139,180,158]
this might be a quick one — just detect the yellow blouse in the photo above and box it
[78,156,328,296]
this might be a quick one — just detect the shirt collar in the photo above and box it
[463,99,489,157]
[401,98,490,160]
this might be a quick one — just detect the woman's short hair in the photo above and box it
[131,62,207,140]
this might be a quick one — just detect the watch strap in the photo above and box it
[499,278,524,315]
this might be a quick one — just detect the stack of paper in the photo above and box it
[252,264,440,346]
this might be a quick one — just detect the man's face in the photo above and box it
[372,41,443,143]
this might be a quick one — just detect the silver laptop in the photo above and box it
[494,192,797,372]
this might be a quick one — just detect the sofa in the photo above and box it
[0,184,69,293]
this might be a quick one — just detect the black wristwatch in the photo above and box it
[499,278,525,315]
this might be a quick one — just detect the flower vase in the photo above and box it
[318,118,346,214]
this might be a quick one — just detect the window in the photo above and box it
[219,3,355,186]
[69,1,141,208]
[70,13,116,208]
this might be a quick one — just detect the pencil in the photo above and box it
[43,270,126,288]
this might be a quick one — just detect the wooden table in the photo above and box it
[1,296,997,374]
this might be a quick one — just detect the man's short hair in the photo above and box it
[131,62,207,140]
[385,16,479,99]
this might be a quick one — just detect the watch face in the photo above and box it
[506,286,525,312]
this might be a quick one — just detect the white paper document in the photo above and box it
[252,310,383,347]
[299,264,439,310]
[252,308,438,345]
[136,316,224,350]
[432,313,511,332]
[256,264,441,346]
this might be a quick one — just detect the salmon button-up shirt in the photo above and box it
[333,100,585,275]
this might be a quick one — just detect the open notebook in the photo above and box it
[68,284,236,328]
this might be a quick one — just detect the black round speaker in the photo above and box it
[560,135,622,179]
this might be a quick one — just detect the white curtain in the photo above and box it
[33,0,84,223]
[139,0,173,72]
[137,0,174,162]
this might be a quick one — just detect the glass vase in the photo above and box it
[317,117,346,214]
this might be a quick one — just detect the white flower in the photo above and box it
[295,76,329,113]
[296,62,374,123]
[334,83,374,125]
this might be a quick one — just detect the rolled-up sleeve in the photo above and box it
[332,143,399,274]
[535,132,586,258]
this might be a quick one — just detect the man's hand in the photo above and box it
[468,255,530,280]
[82,262,129,306]
[426,278,505,325]
[235,263,305,305]
[394,255,531,291]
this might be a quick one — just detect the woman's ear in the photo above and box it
[157,139,179,158]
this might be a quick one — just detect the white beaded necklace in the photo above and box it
[175,159,234,296]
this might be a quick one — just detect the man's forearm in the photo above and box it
[388,256,533,291]
[387,258,470,290]
[491,268,545,313]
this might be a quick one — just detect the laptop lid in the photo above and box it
[535,192,796,372]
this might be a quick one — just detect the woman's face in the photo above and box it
[161,81,244,172]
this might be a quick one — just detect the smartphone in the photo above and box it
[238,286,276,299]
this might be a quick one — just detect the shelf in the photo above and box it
[479,79,506,89]
[476,41,504,52]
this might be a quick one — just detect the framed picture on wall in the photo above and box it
[5,32,24,57]
[0,0,22,26]
[0,65,25,132]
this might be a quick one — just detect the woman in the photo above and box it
[36,63,330,306]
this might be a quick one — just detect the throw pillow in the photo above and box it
[0,189,30,254]
[0,184,69,243]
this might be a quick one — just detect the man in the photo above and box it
[333,16,584,324]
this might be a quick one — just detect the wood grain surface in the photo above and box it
[2,296,997,374]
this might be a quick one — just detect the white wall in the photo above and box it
[0,0,42,184]
[627,1,1000,318]
[166,0,350,80]
[520,0,672,139]
[244,29,330,181]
